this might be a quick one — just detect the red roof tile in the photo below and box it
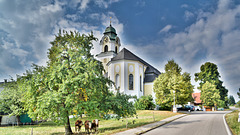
[192,93,201,104]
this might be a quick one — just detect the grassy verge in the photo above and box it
[225,110,240,135]
[0,110,179,135]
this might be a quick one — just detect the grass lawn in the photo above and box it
[0,110,179,135]
[226,110,240,135]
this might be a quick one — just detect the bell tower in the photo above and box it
[96,23,121,74]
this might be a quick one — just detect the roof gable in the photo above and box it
[110,48,161,75]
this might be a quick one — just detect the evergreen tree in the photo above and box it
[195,62,228,107]
[228,95,236,106]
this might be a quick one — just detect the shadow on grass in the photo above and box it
[49,123,149,135]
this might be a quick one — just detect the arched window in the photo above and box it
[104,45,108,52]
[115,46,118,53]
[140,76,142,92]
[115,74,120,90]
[129,74,134,90]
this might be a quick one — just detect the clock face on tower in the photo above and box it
[116,37,119,44]
[104,37,108,42]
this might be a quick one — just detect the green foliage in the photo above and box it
[218,100,226,108]
[0,78,26,117]
[200,81,220,107]
[134,95,155,110]
[195,62,228,107]
[106,92,136,119]
[226,110,240,135]
[153,60,193,109]
[19,30,135,134]
[236,101,240,107]
[20,30,111,134]
[164,59,182,75]
[237,88,240,99]
[229,95,236,106]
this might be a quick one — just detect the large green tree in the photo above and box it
[153,60,193,109]
[21,30,135,135]
[195,62,228,107]
[200,81,220,109]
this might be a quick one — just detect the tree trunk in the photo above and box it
[64,112,73,135]
[16,115,21,126]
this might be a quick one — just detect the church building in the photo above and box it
[96,24,161,100]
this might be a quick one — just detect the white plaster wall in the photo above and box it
[120,61,125,93]
[107,60,146,99]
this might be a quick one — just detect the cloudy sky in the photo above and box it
[0,0,239,100]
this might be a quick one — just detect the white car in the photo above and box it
[194,106,202,111]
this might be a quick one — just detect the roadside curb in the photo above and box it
[136,114,187,135]
[223,111,233,135]
[113,114,187,135]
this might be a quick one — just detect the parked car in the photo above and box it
[194,106,202,111]
[177,105,195,112]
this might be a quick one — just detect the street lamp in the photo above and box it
[173,90,177,113]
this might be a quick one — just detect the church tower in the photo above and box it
[96,24,121,74]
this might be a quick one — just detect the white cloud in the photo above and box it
[0,0,65,80]
[181,4,188,8]
[124,0,240,97]
[184,11,194,21]
[94,0,121,8]
[162,0,240,95]
[79,0,91,11]
[159,25,172,33]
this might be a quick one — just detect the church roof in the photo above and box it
[110,48,161,82]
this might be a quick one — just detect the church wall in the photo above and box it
[118,60,144,98]
[102,58,110,73]
[104,59,152,99]
[144,83,152,96]
[144,82,156,103]
[114,63,121,90]
[108,60,125,93]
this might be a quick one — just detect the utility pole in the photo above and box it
[173,90,177,113]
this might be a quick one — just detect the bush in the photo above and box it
[236,101,240,108]
[134,95,155,110]
[226,110,240,135]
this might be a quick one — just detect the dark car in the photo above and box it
[177,105,195,112]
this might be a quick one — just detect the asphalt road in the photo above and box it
[143,111,231,135]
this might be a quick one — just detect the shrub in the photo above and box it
[134,95,155,110]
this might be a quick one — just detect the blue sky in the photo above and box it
[0,0,240,101]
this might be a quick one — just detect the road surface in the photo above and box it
[143,111,231,135]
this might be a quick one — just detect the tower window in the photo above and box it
[115,74,120,90]
[129,74,133,90]
[115,46,118,53]
[104,45,108,52]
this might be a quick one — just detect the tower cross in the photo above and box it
[110,17,112,25]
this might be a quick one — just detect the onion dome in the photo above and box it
[104,24,117,40]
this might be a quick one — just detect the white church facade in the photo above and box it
[96,24,161,100]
